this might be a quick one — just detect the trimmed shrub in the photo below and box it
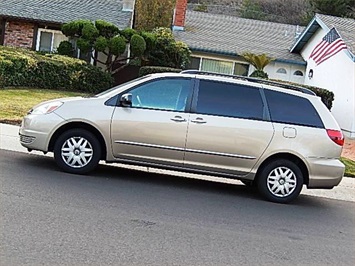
[139,66,182,77]
[250,69,269,79]
[57,41,75,57]
[302,84,334,110]
[0,46,113,93]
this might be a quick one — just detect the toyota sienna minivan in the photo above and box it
[19,71,345,203]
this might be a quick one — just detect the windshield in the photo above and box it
[95,76,150,97]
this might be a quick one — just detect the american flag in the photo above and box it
[309,28,348,65]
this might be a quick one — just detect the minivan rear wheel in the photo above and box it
[54,129,101,174]
[257,159,303,203]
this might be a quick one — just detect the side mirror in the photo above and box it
[120,93,132,107]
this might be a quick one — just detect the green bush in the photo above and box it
[303,84,334,110]
[57,41,74,57]
[0,46,113,93]
[271,79,334,110]
[139,66,182,77]
[250,69,269,79]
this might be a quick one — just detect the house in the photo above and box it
[173,0,306,84]
[0,0,135,60]
[291,14,355,138]
[173,0,355,138]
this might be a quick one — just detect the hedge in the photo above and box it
[271,79,334,110]
[139,66,182,77]
[0,46,113,93]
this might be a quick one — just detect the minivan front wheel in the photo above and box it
[257,159,303,203]
[54,129,101,174]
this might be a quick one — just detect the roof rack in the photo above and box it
[180,70,316,96]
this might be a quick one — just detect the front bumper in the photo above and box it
[19,112,65,152]
[307,157,345,188]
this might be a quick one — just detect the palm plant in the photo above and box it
[241,52,274,79]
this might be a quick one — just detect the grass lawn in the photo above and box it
[341,157,355,178]
[0,88,87,124]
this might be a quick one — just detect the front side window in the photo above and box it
[265,89,323,128]
[196,80,264,120]
[128,78,192,111]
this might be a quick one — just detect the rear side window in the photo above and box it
[265,89,324,128]
[196,80,264,120]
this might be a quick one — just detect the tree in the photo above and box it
[59,19,151,74]
[135,0,176,31]
[240,0,266,20]
[241,52,274,79]
[240,0,311,25]
[147,28,191,69]
[310,0,355,18]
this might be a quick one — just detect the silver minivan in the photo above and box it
[19,71,345,203]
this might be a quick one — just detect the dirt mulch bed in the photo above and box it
[0,119,21,126]
[342,138,355,161]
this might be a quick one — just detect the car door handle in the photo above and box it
[191,117,207,124]
[171,116,186,122]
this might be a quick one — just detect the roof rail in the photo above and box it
[180,70,316,96]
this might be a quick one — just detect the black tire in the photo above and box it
[54,129,101,174]
[257,159,303,203]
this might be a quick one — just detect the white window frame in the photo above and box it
[36,28,67,53]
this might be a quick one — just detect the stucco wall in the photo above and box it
[263,62,306,84]
[301,28,355,138]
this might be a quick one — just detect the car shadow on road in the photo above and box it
[15,151,336,208]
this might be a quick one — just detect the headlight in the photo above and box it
[29,101,63,115]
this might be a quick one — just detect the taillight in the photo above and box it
[326,129,344,146]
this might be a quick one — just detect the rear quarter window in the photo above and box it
[265,89,324,128]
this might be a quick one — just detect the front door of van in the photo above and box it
[184,79,274,176]
[111,78,193,167]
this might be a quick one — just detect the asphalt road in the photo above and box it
[1,149,354,266]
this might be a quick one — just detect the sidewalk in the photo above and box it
[1,123,354,202]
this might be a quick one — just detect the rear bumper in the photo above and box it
[307,158,345,188]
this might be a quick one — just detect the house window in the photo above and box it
[69,38,93,63]
[189,57,201,69]
[189,57,249,76]
[201,58,234,74]
[293,70,304,76]
[234,63,249,76]
[276,68,287,74]
[36,29,67,52]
